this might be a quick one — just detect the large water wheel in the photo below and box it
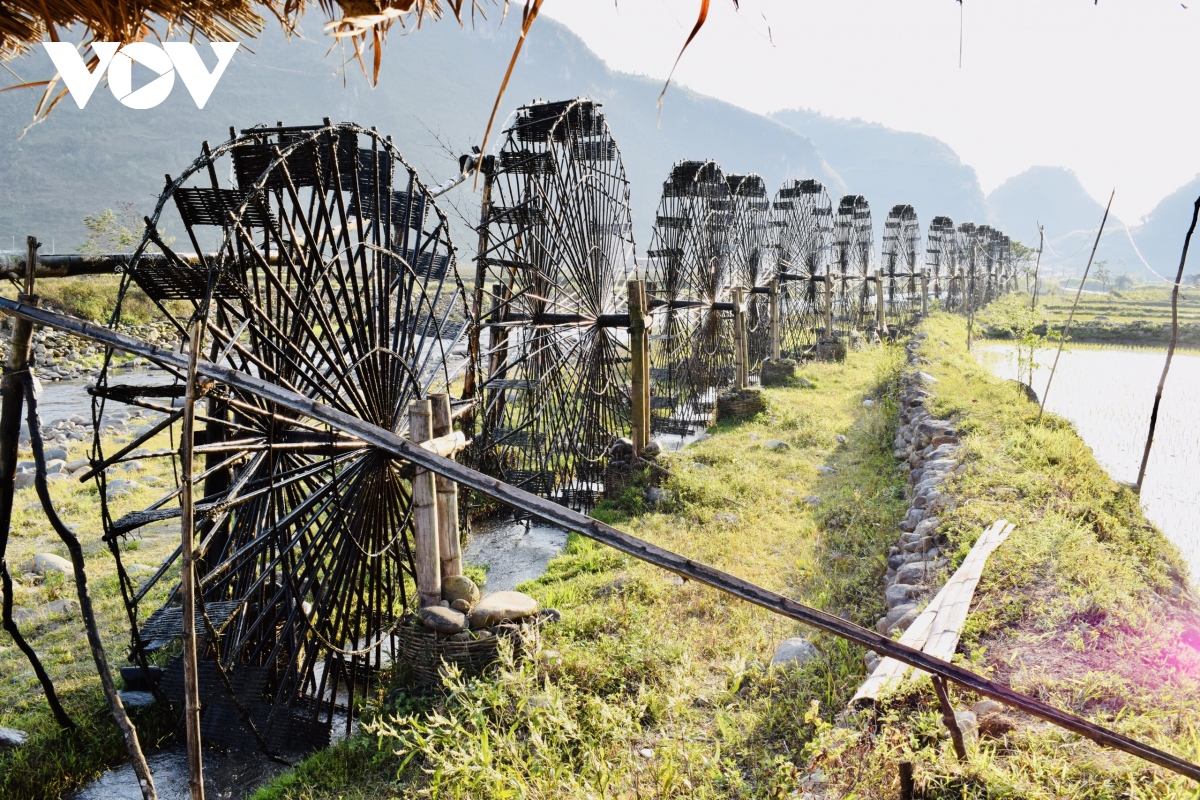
[773,179,832,357]
[881,203,922,329]
[831,194,873,337]
[645,160,734,436]
[86,121,466,753]
[926,215,956,306]
[725,173,774,376]
[468,98,636,511]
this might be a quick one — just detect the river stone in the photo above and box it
[641,439,663,458]
[418,605,468,634]
[894,559,947,586]
[0,727,27,750]
[45,446,68,461]
[803,495,822,507]
[876,603,917,634]
[886,582,923,607]
[468,591,539,628]
[450,599,472,614]
[65,458,89,471]
[105,479,142,498]
[954,710,979,742]
[442,575,481,605]
[771,637,818,668]
[914,517,940,537]
[765,439,790,451]
[30,552,74,579]
[886,606,921,636]
[119,691,156,709]
[13,472,34,490]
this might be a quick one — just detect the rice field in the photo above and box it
[977,343,1200,583]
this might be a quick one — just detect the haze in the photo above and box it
[542,0,1200,226]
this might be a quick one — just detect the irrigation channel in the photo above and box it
[3,100,1199,796]
[978,343,1200,583]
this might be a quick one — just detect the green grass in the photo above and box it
[251,345,910,799]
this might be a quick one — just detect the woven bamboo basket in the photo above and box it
[395,613,543,687]
[716,388,767,422]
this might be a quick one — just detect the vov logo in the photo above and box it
[42,42,239,110]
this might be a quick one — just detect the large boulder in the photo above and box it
[468,591,539,628]
[0,727,27,750]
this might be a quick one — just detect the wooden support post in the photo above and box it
[627,280,650,453]
[898,761,915,800]
[768,278,781,360]
[430,393,462,580]
[932,675,968,761]
[179,320,205,800]
[0,237,75,731]
[920,273,929,316]
[732,287,748,390]
[874,270,886,336]
[823,277,834,338]
[409,399,441,607]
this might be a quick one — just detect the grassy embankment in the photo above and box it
[807,312,1200,799]
[1010,284,1200,348]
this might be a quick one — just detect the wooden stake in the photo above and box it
[932,675,967,761]
[1030,225,1044,311]
[920,273,929,316]
[1136,196,1200,493]
[768,278,781,360]
[898,761,915,800]
[823,277,833,338]
[627,280,650,453]
[430,393,462,579]
[874,270,886,336]
[0,236,75,731]
[409,399,441,607]
[732,287,747,390]
[180,320,205,800]
[1039,190,1114,421]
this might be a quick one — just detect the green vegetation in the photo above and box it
[808,312,1199,799]
[4,306,1195,799]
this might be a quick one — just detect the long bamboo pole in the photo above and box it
[1135,196,1200,493]
[627,280,650,453]
[179,320,205,800]
[768,278,781,360]
[8,298,1200,785]
[1039,191,1114,421]
[1030,225,1044,311]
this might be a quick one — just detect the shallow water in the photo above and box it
[977,344,1200,582]
[70,747,291,800]
[463,517,571,592]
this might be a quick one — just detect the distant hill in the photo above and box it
[986,166,1112,245]
[771,108,988,231]
[1129,173,1200,281]
[0,19,838,256]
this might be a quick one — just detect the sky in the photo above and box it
[540,0,1200,224]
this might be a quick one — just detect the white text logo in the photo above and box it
[42,42,239,110]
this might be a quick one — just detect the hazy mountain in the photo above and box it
[771,108,988,230]
[0,18,838,256]
[1129,173,1200,280]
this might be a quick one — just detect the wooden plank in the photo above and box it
[431,393,463,580]
[5,298,1200,784]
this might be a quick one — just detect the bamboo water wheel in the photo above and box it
[881,203,922,329]
[725,173,774,376]
[773,179,833,357]
[926,215,956,306]
[86,121,466,753]
[469,98,636,511]
[645,160,734,436]
[831,194,874,337]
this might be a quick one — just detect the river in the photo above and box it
[976,344,1200,583]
